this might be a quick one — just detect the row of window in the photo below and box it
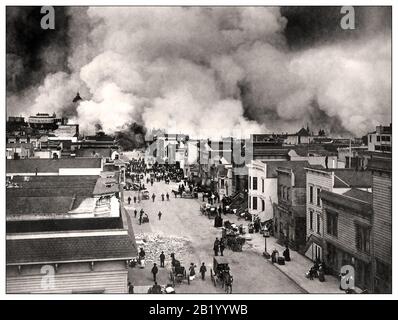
[248,176,265,192]
[248,196,265,211]
[369,135,391,143]
[309,210,370,254]
[326,211,371,254]
[278,185,290,201]
[309,185,321,206]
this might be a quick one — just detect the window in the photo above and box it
[286,187,290,201]
[282,186,285,199]
[316,214,321,234]
[326,212,338,237]
[220,179,225,189]
[369,135,372,143]
[377,136,381,142]
[356,225,371,254]
[249,196,251,209]
[309,185,314,204]
[253,196,258,210]
[262,200,265,211]
[316,188,321,206]
[381,136,390,142]
[249,177,251,190]
[309,210,313,230]
[253,177,258,190]
[262,179,264,193]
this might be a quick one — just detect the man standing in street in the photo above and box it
[158,211,162,220]
[152,193,156,202]
[166,192,170,201]
[220,239,225,256]
[133,196,137,203]
[160,251,165,267]
[128,196,131,205]
[213,238,220,256]
[151,263,159,282]
[134,209,137,218]
[200,262,207,280]
[161,193,165,201]
[139,211,143,225]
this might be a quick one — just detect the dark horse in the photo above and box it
[223,272,233,294]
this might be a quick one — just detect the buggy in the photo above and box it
[169,254,190,286]
[210,257,233,293]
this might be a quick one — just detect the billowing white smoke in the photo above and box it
[8,7,391,138]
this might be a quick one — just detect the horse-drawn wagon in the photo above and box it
[210,257,233,293]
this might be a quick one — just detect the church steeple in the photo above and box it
[73,92,82,103]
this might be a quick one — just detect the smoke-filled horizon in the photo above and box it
[7,6,391,139]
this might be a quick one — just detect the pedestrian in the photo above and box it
[152,193,156,202]
[139,213,143,225]
[213,238,220,256]
[158,211,162,220]
[128,196,131,205]
[160,251,165,267]
[199,262,207,280]
[134,209,137,218]
[283,246,291,262]
[151,282,162,294]
[189,263,196,280]
[133,196,137,203]
[151,263,158,282]
[166,193,170,201]
[219,239,225,256]
[161,193,165,201]
[128,282,134,294]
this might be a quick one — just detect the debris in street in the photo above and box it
[135,233,193,265]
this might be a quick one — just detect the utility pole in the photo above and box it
[349,138,352,169]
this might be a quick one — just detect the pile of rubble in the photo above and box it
[135,233,193,265]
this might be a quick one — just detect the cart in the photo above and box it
[169,254,190,286]
[169,264,190,286]
[210,257,232,292]
[207,206,218,219]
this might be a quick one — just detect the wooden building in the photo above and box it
[368,158,392,293]
[321,189,373,290]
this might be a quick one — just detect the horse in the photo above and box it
[223,273,233,294]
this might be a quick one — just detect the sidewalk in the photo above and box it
[224,214,344,294]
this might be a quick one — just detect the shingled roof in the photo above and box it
[6,158,102,174]
[321,189,372,217]
[333,170,372,188]
[6,234,137,265]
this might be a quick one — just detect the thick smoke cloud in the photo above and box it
[7,7,391,138]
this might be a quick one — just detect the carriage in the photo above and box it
[210,257,233,293]
[222,224,246,252]
[169,254,190,286]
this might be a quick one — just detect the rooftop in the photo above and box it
[321,189,372,217]
[342,188,372,204]
[367,157,392,173]
[6,233,137,265]
[276,161,310,187]
[334,170,372,188]
[6,157,102,174]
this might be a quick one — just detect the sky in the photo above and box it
[6,6,392,138]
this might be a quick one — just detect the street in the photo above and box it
[124,177,304,294]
